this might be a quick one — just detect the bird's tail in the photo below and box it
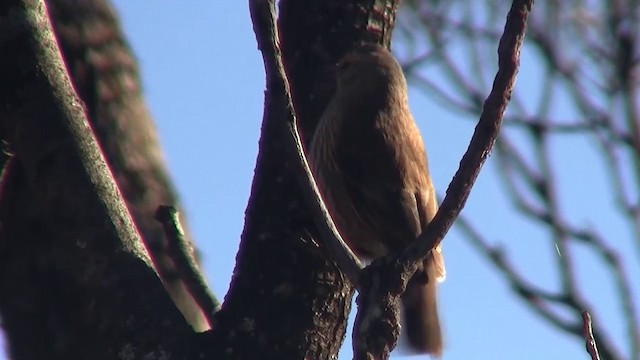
[401,254,442,357]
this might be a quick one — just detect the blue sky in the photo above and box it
[3,2,636,360]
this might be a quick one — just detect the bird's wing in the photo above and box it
[415,183,446,282]
[336,116,424,254]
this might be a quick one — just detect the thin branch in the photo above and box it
[248,0,363,285]
[494,126,639,354]
[407,72,479,114]
[570,226,640,359]
[403,0,531,268]
[456,217,581,334]
[353,1,533,359]
[155,205,220,327]
[455,217,561,301]
[464,6,491,96]
[494,138,546,211]
[582,311,602,360]
[401,1,639,359]
[456,216,624,360]
[533,129,580,295]
[593,123,640,257]
[496,129,625,358]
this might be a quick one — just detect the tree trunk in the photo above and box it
[0,0,399,359]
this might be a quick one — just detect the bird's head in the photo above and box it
[334,43,408,101]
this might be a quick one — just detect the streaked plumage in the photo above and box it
[309,43,445,356]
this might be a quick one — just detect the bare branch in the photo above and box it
[248,0,363,286]
[353,1,532,358]
[0,0,192,357]
[405,0,531,267]
[582,311,602,360]
[398,1,640,358]
[456,214,626,359]
[45,0,211,331]
[155,205,220,327]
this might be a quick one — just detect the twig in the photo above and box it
[457,213,624,359]
[403,0,532,276]
[456,216,580,332]
[353,1,533,358]
[402,2,638,359]
[582,311,602,360]
[248,0,363,284]
[155,205,220,327]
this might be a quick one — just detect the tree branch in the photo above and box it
[582,311,602,360]
[398,1,639,358]
[155,205,220,327]
[248,0,362,284]
[352,1,533,358]
[0,1,192,357]
[45,0,211,331]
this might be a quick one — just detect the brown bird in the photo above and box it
[309,43,446,356]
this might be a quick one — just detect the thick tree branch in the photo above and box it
[46,0,210,331]
[210,0,404,357]
[249,0,363,285]
[0,1,192,357]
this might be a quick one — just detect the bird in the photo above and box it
[309,43,446,356]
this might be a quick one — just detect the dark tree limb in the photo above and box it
[0,1,193,358]
[249,0,363,285]
[45,0,210,331]
[353,1,533,358]
[206,0,403,359]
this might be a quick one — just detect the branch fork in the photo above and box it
[249,0,533,358]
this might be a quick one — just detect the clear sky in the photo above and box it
[3,2,635,360]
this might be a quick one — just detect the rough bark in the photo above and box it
[0,0,210,358]
[0,0,402,359]
[208,0,399,359]
[0,1,193,359]
[46,0,210,331]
